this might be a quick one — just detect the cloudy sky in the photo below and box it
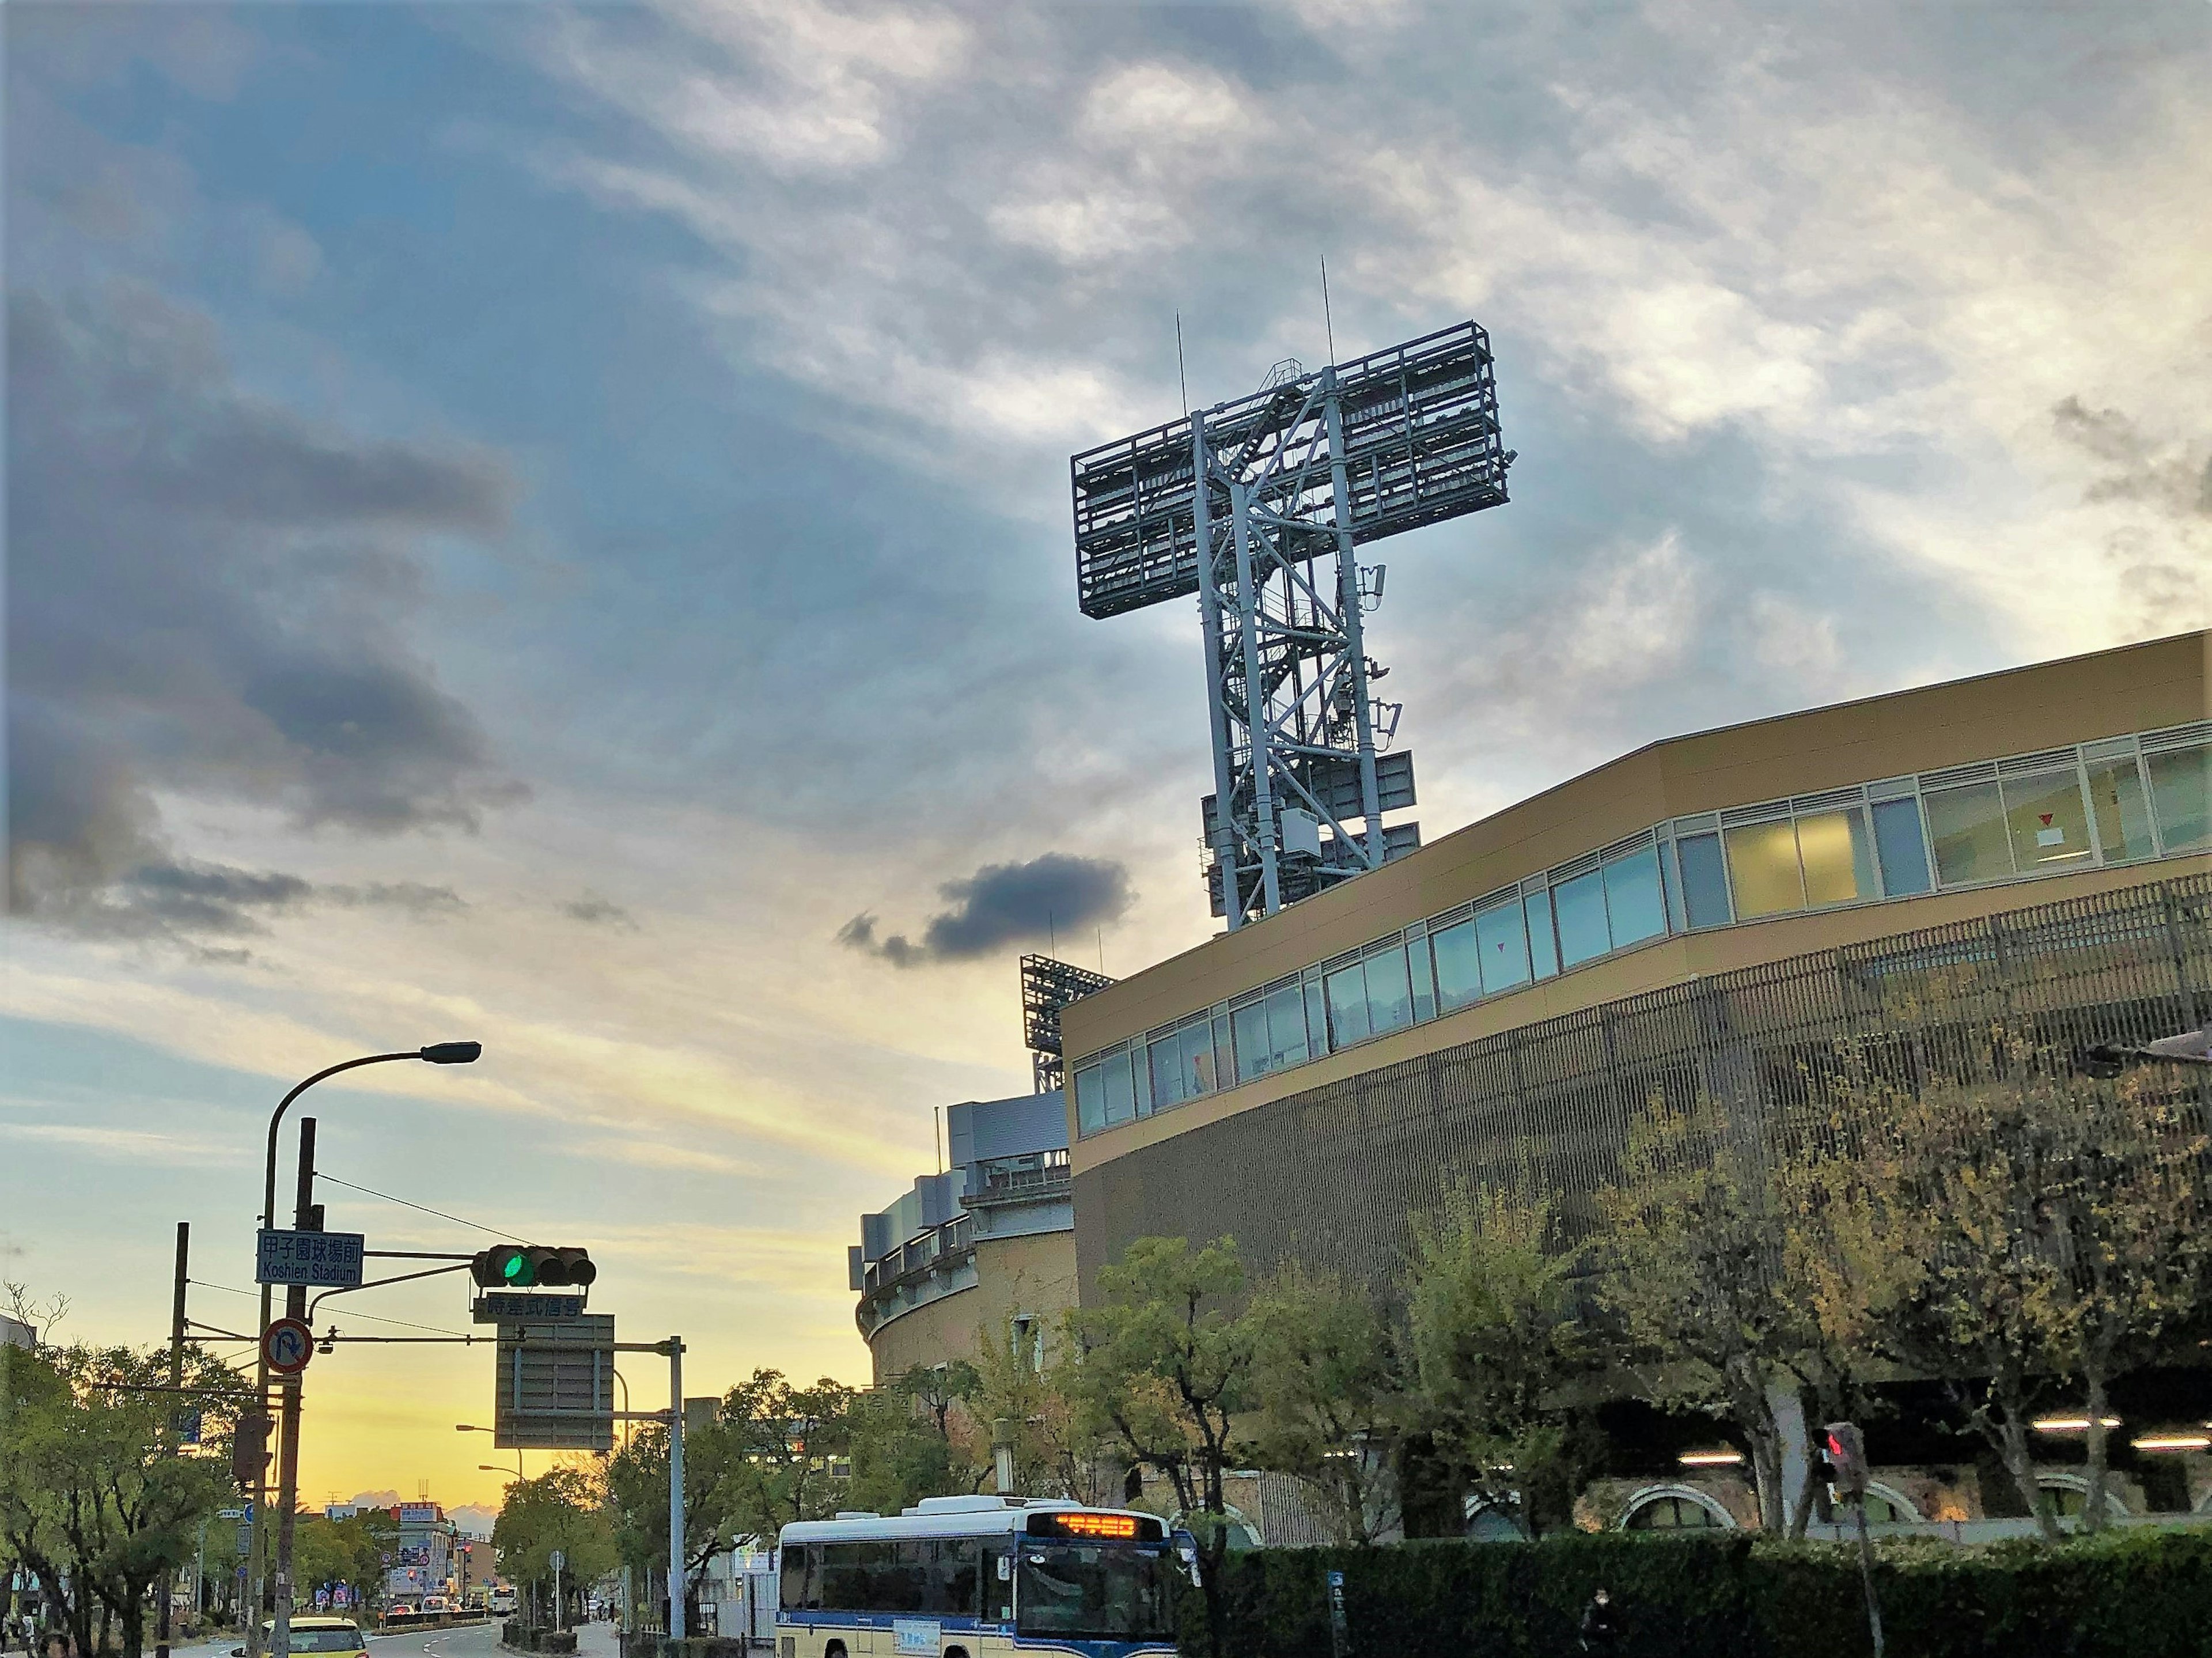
[6,0,2208,1506]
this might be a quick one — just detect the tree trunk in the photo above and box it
[2081,1367,2111,1535]
[1996,1410,2063,1543]
[1789,1434,1824,1540]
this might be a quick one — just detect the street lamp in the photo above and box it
[459,1424,523,1479]
[254,1043,482,1658]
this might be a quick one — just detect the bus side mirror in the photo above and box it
[1171,1528,1202,1587]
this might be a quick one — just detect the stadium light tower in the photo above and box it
[1071,321,1513,928]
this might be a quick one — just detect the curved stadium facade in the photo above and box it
[1056,630,2211,1531]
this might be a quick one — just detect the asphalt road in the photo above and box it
[164,1623,622,1658]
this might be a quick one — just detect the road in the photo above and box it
[166,1625,620,1658]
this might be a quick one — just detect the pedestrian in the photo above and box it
[1580,1586,1621,1652]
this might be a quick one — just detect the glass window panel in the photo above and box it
[1364,945,1414,1036]
[1552,868,1611,967]
[1924,780,2013,885]
[1100,1050,1135,1126]
[1525,891,1559,978]
[2086,756,2155,862]
[1475,900,1532,995]
[1147,1036,1188,1111]
[1724,819,1804,918]
[1213,1015,1234,1084]
[1324,962,1370,1046]
[2002,769,2093,873]
[2147,743,2211,852]
[1677,833,1731,928]
[1870,799,1930,897]
[1430,917,1482,1010]
[1264,983,1310,1068]
[1303,980,1328,1053]
[1659,841,1680,932]
[1231,1000,1271,1082]
[1184,1022,1218,1096]
[1601,846,1667,946]
[1074,1065,1105,1136]
[1410,937,1437,1024]
[1798,807,1876,907]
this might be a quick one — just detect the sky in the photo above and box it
[5,0,2209,1510]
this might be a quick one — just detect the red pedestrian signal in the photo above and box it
[1822,1421,1870,1500]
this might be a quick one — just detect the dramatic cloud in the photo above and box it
[561,892,637,928]
[839,852,1132,968]
[5,283,525,937]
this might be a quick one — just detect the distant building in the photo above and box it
[1,1313,36,1350]
[385,1502,457,1604]
[852,1090,1075,1383]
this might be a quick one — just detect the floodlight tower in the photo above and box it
[1071,321,1513,928]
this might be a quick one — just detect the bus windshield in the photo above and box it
[1016,1542,1181,1640]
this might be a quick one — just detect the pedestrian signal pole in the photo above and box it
[668,1338,685,1640]
[1823,1422,1884,1658]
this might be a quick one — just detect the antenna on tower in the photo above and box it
[1320,256,1335,363]
[1175,311,1190,417]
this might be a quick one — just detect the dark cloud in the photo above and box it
[839,852,1132,968]
[5,281,525,936]
[561,892,635,928]
[2052,396,2212,519]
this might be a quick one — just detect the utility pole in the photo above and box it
[270,1118,318,1658]
[666,1339,685,1640]
[158,1222,188,1658]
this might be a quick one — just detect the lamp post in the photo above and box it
[253,1043,482,1658]
[459,1424,524,1481]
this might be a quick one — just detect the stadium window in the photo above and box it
[2146,741,2210,852]
[1476,897,1533,995]
[1363,944,1415,1036]
[1552,867,1610,967]
[1324,960,1370,1046]
[1601,845,1667,947]
[1525,889,1560,978]
[1264,981,1311,1068]
[1147,1035,1188,1111]
[1430,916,1482,1012]
[1724,818,1804,918]
[1797,807,1877,906]
[1870,799,1931,896]
[2002,769,2093,873]
[1073,1064,1105,1135]
[1924,780,2013,885]
[1675,832,1732,928]
[2086,755,2156,861]
[1100,1049,1136,1126]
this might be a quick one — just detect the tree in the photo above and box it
[1400,1186,1596,1536]
[492,1467,615,1626]
[290,1511,393,1614]
[0,1340,245,1658]
[1597,1093,1855,1536]
[1241,1263,1404,1545]
[1790,1035,2212,1542]
[1064,1236,1251,1653]
[966,1321,1119,1506]
[844,1366,984,1517]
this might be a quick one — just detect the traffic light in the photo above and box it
[232,1410,272,1486]
[1821,1421,1870,1501]
[470,1246,597,1289]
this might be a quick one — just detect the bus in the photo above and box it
[778,1496,1184,1657]
[487,1587,518,1617]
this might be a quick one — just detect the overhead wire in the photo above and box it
[315,1174,532,1244]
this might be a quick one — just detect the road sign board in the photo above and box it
[474,1292,584,1324]
[492,1316,614,1451]
[263,1316,314,1376]
[218,1507,247,1520]
[256,1229,366,1288]
[548,1550,564,1573]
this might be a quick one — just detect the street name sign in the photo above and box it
[492,1315,614,1451]
[473,1292,585,1324]
[256,1229,366,1288]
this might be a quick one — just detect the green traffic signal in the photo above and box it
[469,1245,594,1290]
[503,1252,529,1284]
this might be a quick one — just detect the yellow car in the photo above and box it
[236,1617,370,1658]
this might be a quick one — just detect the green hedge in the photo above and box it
[1184,1527,2212,1658]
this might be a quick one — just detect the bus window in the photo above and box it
[778,1544,817,1611]
[1017,1542,1181,1640]
[930,1539,980,1617]
[980,1543,1013,1623]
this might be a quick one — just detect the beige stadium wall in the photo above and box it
[863,1229,1080,1386]
[1063,630,2211,1178]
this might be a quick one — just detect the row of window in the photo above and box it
[781,1539,1010,1618]
[1073,724,2211,1137]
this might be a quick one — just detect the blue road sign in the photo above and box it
[256,1229,366,1288]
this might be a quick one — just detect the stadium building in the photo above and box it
[1060,629,2212,1532]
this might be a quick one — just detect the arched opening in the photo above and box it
[1616,1486,1737,1531]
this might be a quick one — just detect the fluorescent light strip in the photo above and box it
[1677,1450,1746,1467]
[2031,1415,2121,1433]
[2130,1434,2210,1453]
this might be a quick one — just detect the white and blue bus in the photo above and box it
[777,1496,1184,1658]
